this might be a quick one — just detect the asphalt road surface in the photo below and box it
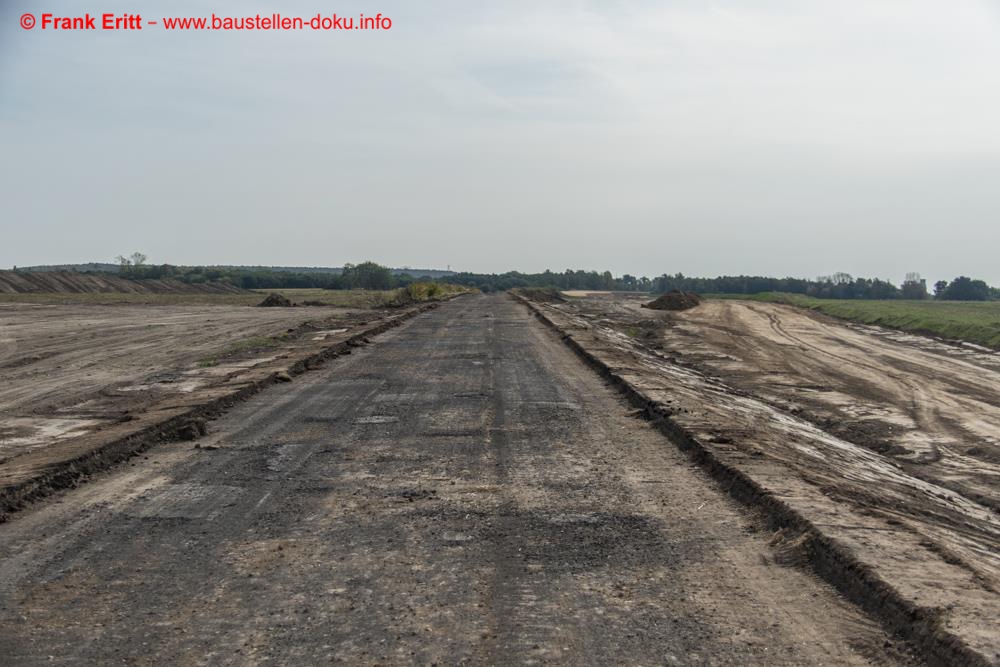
[0,294,914,665]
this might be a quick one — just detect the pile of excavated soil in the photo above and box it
[643,290,702,311]
[257,293,293,307]
[0,271,246,295]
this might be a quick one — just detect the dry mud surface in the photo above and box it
[661,300,1000,511]
[533,293,1000,664]
[0,295,914,664]
[0,302,399,504]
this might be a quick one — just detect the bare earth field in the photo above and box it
[660,300,1000,508]
[0,287,403,307]
[1,290,996,663]
[0,295,916,664]
[0,296,420,510]
[525,292,1000,664]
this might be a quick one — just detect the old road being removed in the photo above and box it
[1,294,927,665]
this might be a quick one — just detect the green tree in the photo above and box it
[900,273,927,300]
[941,276,991,301]
[342,261,394,290]
[115,252,148,278]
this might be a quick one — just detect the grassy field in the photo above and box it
[0,285,470,308]
[712,292,1000,349]
[258,288,406,308]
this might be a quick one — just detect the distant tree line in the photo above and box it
[96,255,1000,301]
[447,270,998,301]
[651,272,908,299]
[112,259,441,291]
[932,276,996,301]
[647,272,1000,301]
[446,269,636,293]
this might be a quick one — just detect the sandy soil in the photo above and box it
[661,301,1000,511]
[0,302,375,464]
[532,294,1000,664]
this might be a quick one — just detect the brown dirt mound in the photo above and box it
[643,290,702,311]
[257,293,293,308]
[0,271,246,295]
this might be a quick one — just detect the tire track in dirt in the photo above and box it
[757,306,945,465]
[0,295,913,665]
[521,293,1000,666]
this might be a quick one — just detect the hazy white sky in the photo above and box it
[2,0,999,283]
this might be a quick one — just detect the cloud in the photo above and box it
[1,0,999,283]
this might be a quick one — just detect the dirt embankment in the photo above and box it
[0,271,246,294]
[0,300,444,516]
[515,292,1000,667]
[510,287,566,303]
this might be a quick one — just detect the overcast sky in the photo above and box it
[2,0,999,283]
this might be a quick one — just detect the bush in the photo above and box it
[390,281,468,305]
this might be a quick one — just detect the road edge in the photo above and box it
[0,300,445,519]
[512,293,991,667]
